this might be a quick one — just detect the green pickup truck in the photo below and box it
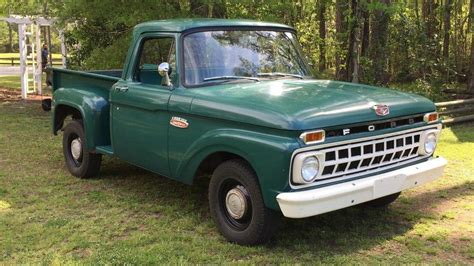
[50,19,447,245]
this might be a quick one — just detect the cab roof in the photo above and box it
[133,18,294,36]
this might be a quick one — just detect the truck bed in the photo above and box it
[50,68,121,93]
[51,68,120,150]
[88,70,123,79]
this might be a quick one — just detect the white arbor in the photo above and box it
[1,15,67,99]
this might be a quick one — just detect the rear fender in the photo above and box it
[53,88,110,150]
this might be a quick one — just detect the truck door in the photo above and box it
[110,35,177,177]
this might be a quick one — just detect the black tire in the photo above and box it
[63,120,102,178]
[364,192,401,208]
[209,159,281,245]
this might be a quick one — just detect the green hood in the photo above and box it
[188,79,436,130]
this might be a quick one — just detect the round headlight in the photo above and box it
[424,133,437,154]
[301,156,319,182]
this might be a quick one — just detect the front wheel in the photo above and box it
[63,120,102,178]
[209,159,281,245]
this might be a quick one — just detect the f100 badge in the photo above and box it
[170,116,189,129]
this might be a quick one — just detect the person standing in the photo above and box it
[41,44,49,71]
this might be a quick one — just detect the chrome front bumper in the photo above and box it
[276,157,447,218]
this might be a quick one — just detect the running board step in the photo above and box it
[95,145,113,155]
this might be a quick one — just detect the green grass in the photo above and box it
[0,75,51,96]
[0,101,473,264]
[0,75,21,90]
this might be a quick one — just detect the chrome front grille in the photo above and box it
[290,125,444,189]
[317,131,422,180]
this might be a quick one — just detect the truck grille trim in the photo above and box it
[290,125,442,190]
[318,131,421,180]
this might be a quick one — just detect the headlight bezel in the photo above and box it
[292,153,325,184]
[419,129,440,155]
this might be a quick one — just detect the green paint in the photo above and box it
[51,19,438,211]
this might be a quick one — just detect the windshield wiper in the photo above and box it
[203,76,260,82]
[257,72,303,79]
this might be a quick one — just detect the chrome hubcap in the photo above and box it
[71,138,82,160]
[225,186,248,219]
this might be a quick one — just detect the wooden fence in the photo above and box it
[436,98,474,125]
[0,57,62,66]
[0,53,63,66]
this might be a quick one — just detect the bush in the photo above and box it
[82,35,131,70]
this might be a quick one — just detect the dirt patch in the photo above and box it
[0,88,51,102]
[0,88,21,101]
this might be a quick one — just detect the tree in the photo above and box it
[7,22,13,52]
[369,0,391,85]
[422,0,440,58]
[469,37,474,93]
[318,0,327,72]
[468,0,474,93]
[443,0,452,60]
[361,0,370,57]
[335,0,349,80]
[442,0,453,82]
[348,0,364,83]
[3,0,469,91]
[190,0,227,18]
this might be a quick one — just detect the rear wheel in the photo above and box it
[364,192,401,208]
[63,120,101,178]
[209,159,281,245]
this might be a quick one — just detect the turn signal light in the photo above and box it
[424,112,439,124]
[300,130,325,144]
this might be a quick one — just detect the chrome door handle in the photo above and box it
[115,86,128,92]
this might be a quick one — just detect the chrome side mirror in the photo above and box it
[158,62,172,87]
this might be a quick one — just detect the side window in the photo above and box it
[135,37,176,85]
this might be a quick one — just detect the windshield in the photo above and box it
[183,30,311,86]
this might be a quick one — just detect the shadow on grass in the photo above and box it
[272,181,472,253]
[447,122,474,143]
[92,156,470,255]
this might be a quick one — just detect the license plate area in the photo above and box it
[373,174,406,198]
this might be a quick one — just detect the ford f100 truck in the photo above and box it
[50,19,447,245]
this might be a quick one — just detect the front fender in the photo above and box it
[169,126,299,210]
[53,88,110,150]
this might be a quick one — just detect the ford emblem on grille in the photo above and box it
[373,104,390,116]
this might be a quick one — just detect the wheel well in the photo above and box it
[54,105,83,135]
[195,152,250,179]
